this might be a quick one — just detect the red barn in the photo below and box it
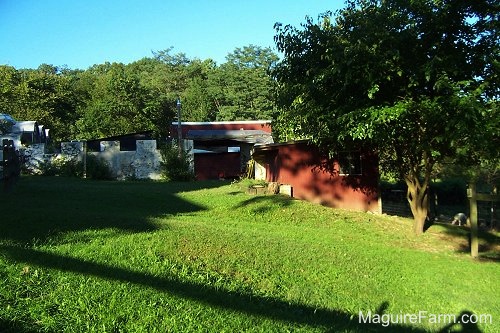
[252,140,380,213]
[170,121,273,180]
[170,120,272,138]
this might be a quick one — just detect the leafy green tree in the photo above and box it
[127,50,195,135]
[150,48,190,97]
[0,64,80,142]
[182,59,218,122]
[440,100,499,188]
[1,45,280,141]
[74,62,159,139]
[159,143,194,181]
[273,0,499,235]
[0,65,20,117]
[215,45,278,120]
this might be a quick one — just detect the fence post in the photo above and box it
[492,186,498,230]
[2,140,6,190]
[2,139,20,192]
[467,182,479,258]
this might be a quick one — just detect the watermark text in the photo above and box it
[359,310,493,328]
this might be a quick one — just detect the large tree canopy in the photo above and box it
[273,0,499,234]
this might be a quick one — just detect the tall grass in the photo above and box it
[0,177,498,332]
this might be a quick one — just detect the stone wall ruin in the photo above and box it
[24,140,165,180]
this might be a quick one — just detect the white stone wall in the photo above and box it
[24,140,163,180]
[90,140,162,180]
[183,139,194,172]
[61,142,83,160]
[21,143,50,174]
[131,140,162,179]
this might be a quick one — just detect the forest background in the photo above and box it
[0,45,278,142]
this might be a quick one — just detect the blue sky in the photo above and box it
[0,0,344,70]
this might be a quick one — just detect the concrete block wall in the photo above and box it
[131,140,162,179]
[24,140,163,180]
[90,140,162,180]
[92,140,162,180]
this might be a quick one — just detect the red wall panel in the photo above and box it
[194,152,241,180]
[260,142,379,212]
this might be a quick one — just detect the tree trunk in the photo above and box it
[405,175,429,236]
[468,182,479,258]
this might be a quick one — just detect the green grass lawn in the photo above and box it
[0,177,498,332]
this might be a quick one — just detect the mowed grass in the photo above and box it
[0,177,498,332]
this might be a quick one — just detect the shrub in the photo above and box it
[77,154,114,180]
[159,143,194,181]
[36,154,113,180]
[38,155,80,177]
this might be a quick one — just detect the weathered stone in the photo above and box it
[22,144,47,174]
[61,142,83,160]
[131,140,161,180]
[22,139,167,180]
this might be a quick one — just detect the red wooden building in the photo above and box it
[252,140,380,213]
[170,121,273,180]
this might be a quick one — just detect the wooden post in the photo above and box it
[468,182,479,258]
[2,139,8,185]
[492,186,497,230]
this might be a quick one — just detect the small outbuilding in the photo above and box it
[170,121,273,180]
[0,113,48,148]
[252,140,380,213]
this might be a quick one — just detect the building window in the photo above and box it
[337,152,362,175]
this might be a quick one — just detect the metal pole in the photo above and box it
[83,140,87,179]
[176,98,182,156]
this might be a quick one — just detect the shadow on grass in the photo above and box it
[234,194,294,214]
[0,177,225,245]
[433,223,500,261]
[0,318,39,333]
[1,245,487,332]
[0,178,489,332]
[0,244,431,333]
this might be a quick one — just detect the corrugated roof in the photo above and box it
[0,114,16,123]
[172,120,271,126]
[186,130,273,144]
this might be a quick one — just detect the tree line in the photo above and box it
[0,45,278,142]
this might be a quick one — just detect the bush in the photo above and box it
[38,155,80,177]
[78,154,114,180]
[159,143,194,181]
[37,154,113,180]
